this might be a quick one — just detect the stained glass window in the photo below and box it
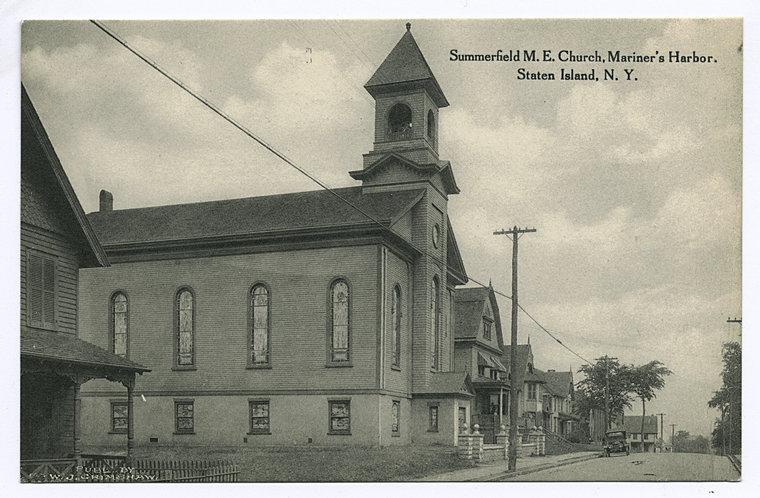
[175,401,194,433]
[112,292,128,357]
[249,400,270,434]
[176,289,194,366]
[251,285,269,365]
[391,400,400,433]
[429,405,439,432]
[111,401,128,433]
[331,280,349,362]
[329,400,351,434]
[391,286,402,367]
[430,277,440,370]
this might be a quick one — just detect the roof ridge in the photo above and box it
[86,185,363,215]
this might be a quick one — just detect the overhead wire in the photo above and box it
[88,19,596,366]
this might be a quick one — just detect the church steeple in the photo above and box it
[351,24,460,196]
[364,24,449,108]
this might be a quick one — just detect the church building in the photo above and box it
[78,24,478,448]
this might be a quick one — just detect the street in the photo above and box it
[503,453,739,481]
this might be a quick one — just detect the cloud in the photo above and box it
[20,20,741,436]
[221,41,375,187]
[22,36,218,148]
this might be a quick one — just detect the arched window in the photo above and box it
[430,276,440,370]
[391,285,402,367]
[250,284,270,367]
[329,279,350,363]
[175,288,195,367]
[427,109,435,141]
[388,103,413,140]
[111,292,128,357]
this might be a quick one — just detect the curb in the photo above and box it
[474,453,600,482]
[727,454,741,474]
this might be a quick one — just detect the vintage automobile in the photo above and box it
[603,430,630,456]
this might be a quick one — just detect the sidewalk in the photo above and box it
[419,451,600,481]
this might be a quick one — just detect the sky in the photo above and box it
[20,19,742,437]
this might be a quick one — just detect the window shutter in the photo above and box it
[42,257,55,325]
[28,253,43,323]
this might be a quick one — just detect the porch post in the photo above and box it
[73,381,82,468]
[499,387,503,427]
[127,378,135,464]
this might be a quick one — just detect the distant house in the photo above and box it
[622,415,658,452]
[501,343,546,430]
[20,85,149,463]
[539,369,577,436]
[452,286,508,443]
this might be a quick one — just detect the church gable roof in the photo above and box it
[87,186,425,247]
[364,27,449,108]
[447,218,467,284]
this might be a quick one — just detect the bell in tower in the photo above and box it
[350,23,460,196]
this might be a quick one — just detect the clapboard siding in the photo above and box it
[21,223,80,336]
[80,245,381,393]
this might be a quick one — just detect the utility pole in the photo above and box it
[494,225,536,471]
[595,356,618,431]
[655,413,666,452]
[670,423,676,452]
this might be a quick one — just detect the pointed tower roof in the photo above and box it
[365,23,449,107]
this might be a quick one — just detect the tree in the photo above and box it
[673,430,711,454]
[629,360,672,452]
[708,341,741,455]
[577,357,634,430]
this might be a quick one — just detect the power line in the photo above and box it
[89,20,393,234]
[516,302,593,364]
[88,19,596,367]
[87,20,498,294]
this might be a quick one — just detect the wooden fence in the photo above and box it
[132,459,239,482]
[21,455,239,483]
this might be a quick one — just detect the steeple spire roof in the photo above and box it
[364,24,449,107]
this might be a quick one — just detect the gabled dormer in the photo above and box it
[453,286,504,353]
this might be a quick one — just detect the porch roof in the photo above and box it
[21,329,149,373]
[476,352,501,371]
[415,371,474,397]
[471,378,509,389]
